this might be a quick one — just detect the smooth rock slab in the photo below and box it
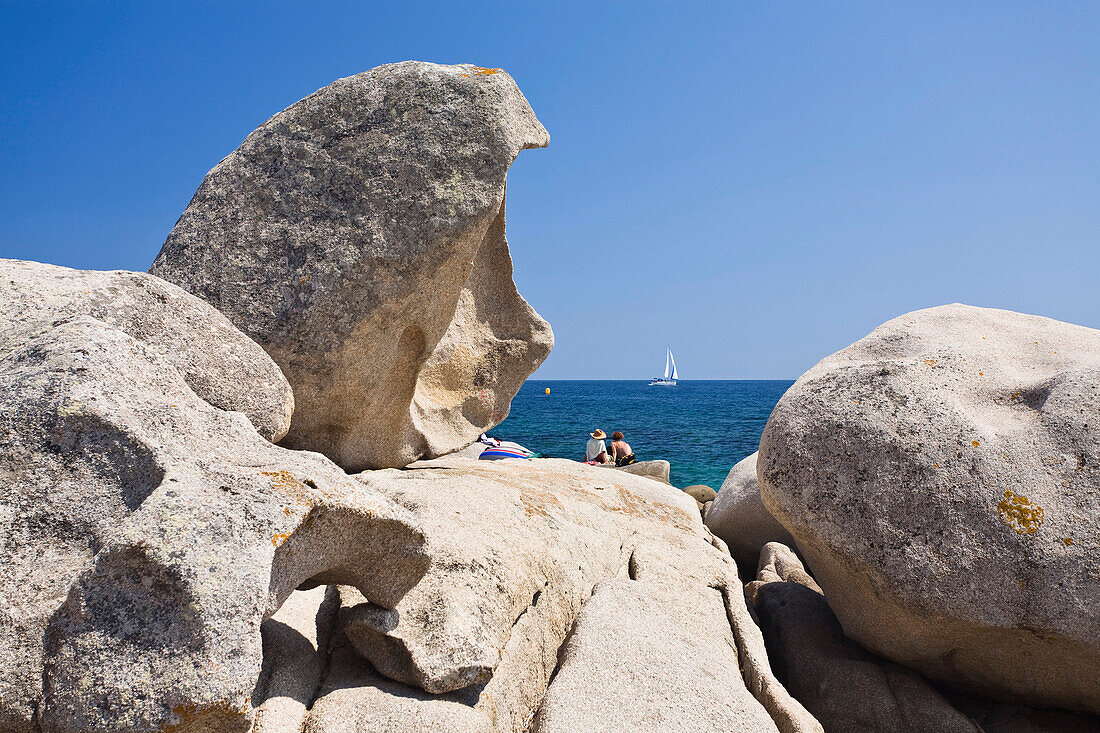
[601,459,671,484]
[251,586,339,733]
[758,304,1100,712]
[532,579,780,733]
[151,61,553,470]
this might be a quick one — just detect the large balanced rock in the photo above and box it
[327,457,820,733]
[0,292,428,731]
[706,452,795,570]
[150,61,553,470]
[758,304,1100,712]
[1,258,292,441]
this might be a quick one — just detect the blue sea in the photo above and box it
[495,380,795,490]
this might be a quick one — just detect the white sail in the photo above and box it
[649,346,679,385]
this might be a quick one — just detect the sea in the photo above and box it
[494,380,795,490]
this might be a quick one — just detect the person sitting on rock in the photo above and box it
[610,431,636,466]
[585,429,610,463]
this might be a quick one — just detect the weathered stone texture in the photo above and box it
[0,309,426,732]
[759,304,1100,712]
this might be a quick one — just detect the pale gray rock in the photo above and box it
[0,314,428,733]
[749,543,1100,733]
[531,579,780,733]
[705,452,795,570]
[338,457,819,733]
[749,544,981,733]
[150,61,553,470]
[759,304,1100,712]
[300,586,491,733]
[344,458,694,695]
[1,258,292,441]
[304,649,490,733]
[251,586,339,733]
[745,542,821,603]
[705,535,821,733]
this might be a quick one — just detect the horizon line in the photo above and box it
[521,377,797,382]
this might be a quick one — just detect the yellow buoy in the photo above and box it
[545,387,551,395]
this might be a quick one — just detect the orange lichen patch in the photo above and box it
[166,702,249,733]
[1063,537,1074,546]
[460,66,503,77]
[271,532,291,547]
[923,359,936,367]
[261,470,314,507]
[1010,392,1020,400]
[978,371,984,376]
[971,440,981,447]
[520,485,563,519]
[997,490,1044,535]
[607,488,694,533]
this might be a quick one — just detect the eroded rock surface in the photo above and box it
[705,452,795,571]
[0,308,428,732]
[150,61,553,470]
[758,304,1100,712]
[331,457,820,733]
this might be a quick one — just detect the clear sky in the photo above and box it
[2,2,1098,379]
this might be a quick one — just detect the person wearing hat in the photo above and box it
[585,429,610,463]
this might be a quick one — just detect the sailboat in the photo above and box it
[648,347,678,386]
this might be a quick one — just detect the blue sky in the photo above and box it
[2,2,1098,378]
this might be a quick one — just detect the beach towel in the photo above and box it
[479,445,531,460]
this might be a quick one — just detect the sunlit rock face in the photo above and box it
[0,259,293,442]
[151,61,553,471]
[759,304,1100,713]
